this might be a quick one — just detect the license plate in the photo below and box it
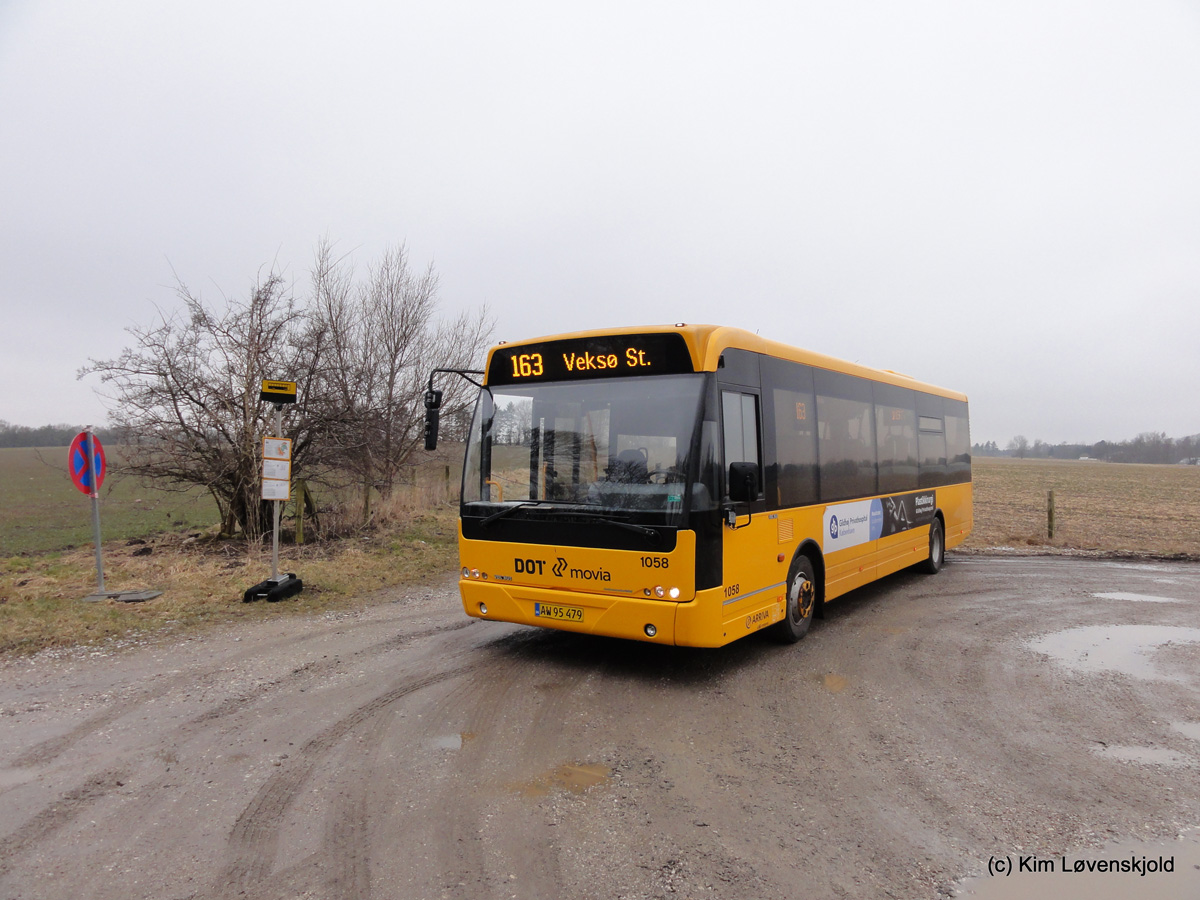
[534,602,584,622]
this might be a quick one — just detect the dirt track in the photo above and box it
[1,555,1199,900]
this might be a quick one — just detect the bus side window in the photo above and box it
[721,390,761,499]
[760,356,817,511]
[945,399,971,483]
[874,383,917,495]
[815,370,877,502]
[917,392,948,488]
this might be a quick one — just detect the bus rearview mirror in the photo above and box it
[728,461,759,503]
[423,389,443,451]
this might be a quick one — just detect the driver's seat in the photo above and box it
[610,448,649,483]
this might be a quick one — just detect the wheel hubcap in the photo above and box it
[790,574,814,622]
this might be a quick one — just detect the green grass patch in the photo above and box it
[0,447,218,555]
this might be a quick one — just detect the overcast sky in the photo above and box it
[2,1,1198,445]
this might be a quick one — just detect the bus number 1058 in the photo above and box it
[640,556,669,569]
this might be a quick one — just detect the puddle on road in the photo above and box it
[1097,562,1178,573]
[1092,591,1183,603]
[1090,743,1192,767]
[957,830,1200,900]
[511,763,611,798]
[430,732,476,751]
[821,673,849,693]
[1027,625,1200,681]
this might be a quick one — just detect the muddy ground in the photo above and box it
[1,555,1199,900]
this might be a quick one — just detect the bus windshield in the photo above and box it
[462,374,711,526]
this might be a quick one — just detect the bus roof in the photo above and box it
[485,323,967,402]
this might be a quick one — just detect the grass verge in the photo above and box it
[0,505,460,657]
[0,447,218,554]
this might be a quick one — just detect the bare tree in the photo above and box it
[1007,435,1030,459]
[82,239,492,538]
[82,270,310,538]
[305,239,491,523]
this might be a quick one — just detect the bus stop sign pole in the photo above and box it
[271,402,282,580]
[243,380,303,602]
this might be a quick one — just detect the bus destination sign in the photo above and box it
[487,333,694,385]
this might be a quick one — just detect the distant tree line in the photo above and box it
[974,432,1200,464]
[0,421,121,448]
[78,239,492,540]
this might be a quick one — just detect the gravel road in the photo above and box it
[1,555,1199,900]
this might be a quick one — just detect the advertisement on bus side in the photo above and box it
[823,491,936,553]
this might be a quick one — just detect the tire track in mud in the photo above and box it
[2,615,481,899]
[0,769,128,877]
[428,643,545,893]
[427,630,635,897]
[6,623,384,768]
[304,633,544,900]
[216,629,573,900]
[208,657,486,900]
[323,744,375,900]
[10,706,135,769]
[189,619,476,727]
[8,618,476,770]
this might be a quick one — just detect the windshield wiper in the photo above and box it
[478,503,540,527]
[475,503,661,543]
[599,517,661,543]
[550,510,661,543]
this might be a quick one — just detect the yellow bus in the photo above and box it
[425,324,971,647]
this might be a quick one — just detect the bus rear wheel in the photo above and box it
[919,518,945,574]
[772,556,816,643]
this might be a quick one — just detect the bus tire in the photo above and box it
[772,556,816,643]
[919,517,945,574]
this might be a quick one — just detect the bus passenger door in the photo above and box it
[719,390,786,637]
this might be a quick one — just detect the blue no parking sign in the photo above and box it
[68,431,106,495]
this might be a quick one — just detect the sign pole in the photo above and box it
[86,428,105,594]
[272,403,282,580]
[242,378,303,602]
[70,429,162,604]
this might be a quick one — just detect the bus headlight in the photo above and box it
[654,586,665,598]
[462,567,470,578]
[669,587,680,599]
[644,624,657,637]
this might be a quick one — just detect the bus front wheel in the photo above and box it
[772,556,816,643]
[920,518,945,574]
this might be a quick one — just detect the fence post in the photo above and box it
[1047,490,1056,540]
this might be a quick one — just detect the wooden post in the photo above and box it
[295,478,306,545]
[1048,490,1056,540]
